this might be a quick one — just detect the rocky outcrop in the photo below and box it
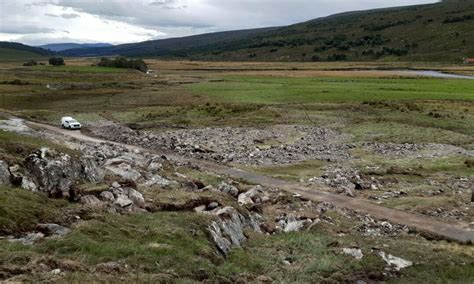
[208,207,261,256]
[24,148,83,197]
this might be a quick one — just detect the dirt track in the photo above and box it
[27,120,474,244]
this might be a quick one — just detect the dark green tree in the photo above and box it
[49,57,65,66]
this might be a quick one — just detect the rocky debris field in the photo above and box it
[364,142,474,158]
[0,130,415,262]
[89,123,353,165]
[0,117,472,282]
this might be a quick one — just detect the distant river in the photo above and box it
[395,70,474,80]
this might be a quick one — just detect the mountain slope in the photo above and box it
[39,43,113,52]
[64,0,473,62]
[62,27,278,57]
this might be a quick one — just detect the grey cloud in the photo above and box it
[150,0,186,9]
[45,13,80,19]
[0,25,56,35]
[62,13,81,19]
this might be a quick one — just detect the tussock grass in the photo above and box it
[0,187,69,234]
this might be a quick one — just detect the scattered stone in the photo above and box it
[278,215,312,233]
[342,248,364,260]
[100,191,115,202]
[37,224,71,236]
[142,174,171,187]
[105,163,142,182]
[111,187,145,209]
[378,251,413,271]
[50,268,62,275]
[256,275,273,283]
[114,197,133,208]
[207,202,219,210]
[238,185,268,205]
[218,182,239,197]
[79,195,102,206]
[95,261,123,274]
[194,205,207,213]
[9,232,45,245]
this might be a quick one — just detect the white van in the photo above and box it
[61,116,82,130]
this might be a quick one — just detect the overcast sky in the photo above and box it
[0,0,438,46]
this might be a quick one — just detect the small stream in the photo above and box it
[395,70,474,80]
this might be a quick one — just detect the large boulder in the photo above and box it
[0,160,11,186]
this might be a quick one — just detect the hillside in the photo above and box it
[0,42,52,61]
[62,0,474,62]
[39,43,113,52]
[62,27,278,57]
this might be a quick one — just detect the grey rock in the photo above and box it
[105,163,142,182]
[378,251,412,271]
[100,191,115,202]
[238,185,267,205]
[342,248,364,260]
[218,182,239,197]
[284,219,311,233]
[208,206,261,255]
[81,156,104,183]
[80,195,102,206]
[111,187,145,209]
[194,205,206,213]
[21,175,38,191]
[112,181,121,188]
[95,261,122,274]
[0,160,11,186]
[50,269,62,275]
[37,223,71,236]
[126,188,146,208]
[114,197,133,208]
[8,232,45,245]
[207,202,219,210]
[142,174,171,187]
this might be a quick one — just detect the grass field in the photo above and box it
[30,65,130,73]
[188,76,474,104]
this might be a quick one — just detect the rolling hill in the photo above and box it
[0,42,53,60]
[61,0,474,62]
[38,43,113,52]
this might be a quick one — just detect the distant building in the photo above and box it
[463,57,474,64]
